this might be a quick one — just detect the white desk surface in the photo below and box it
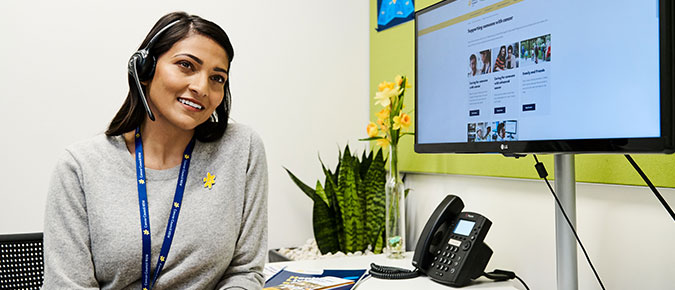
[266,252,521,290]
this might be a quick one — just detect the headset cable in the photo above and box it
[624,154,675,222]
[532,154,606,290]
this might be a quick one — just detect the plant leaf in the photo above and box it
[359,148,373,180]
[315,180,329,207]
[284,167,317,200]
[323,162,344,251]
[359,137,385,141]
[313,182,340,254]
[338,148,362,253]
[373,226,385,254]
[364,148,386,248]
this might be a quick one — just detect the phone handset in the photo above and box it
[412,194,464,270]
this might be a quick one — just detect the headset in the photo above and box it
[127,20,181,121]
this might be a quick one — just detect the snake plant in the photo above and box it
[285,145,387,254]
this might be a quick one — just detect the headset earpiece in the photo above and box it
[128,49,157,81]
[127,20,181,121]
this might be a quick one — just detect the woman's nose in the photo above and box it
[189,73,209,98]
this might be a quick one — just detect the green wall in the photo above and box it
[369,0,675,187]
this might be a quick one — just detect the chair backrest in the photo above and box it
[0,232,44,290]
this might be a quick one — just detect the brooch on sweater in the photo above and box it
[203,172,216,189]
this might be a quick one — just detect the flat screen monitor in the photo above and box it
[415,0,674,154]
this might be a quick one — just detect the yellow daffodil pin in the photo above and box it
[203,172,216,189]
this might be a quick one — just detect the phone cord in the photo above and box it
[368,263,421,279]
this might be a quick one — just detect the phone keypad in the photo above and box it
[433,245,462,276]
[431,234,471,278]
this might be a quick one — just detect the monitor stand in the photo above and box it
[554,154,578,290]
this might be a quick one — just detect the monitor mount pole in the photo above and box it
[554,154,578,290]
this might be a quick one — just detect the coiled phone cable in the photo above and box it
[368,263,530,289]
[368,263,420,279]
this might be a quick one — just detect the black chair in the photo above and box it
[0,232,44,289]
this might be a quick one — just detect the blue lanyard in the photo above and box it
[134,127,195,290]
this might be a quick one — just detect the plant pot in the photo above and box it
[268,248,293,262]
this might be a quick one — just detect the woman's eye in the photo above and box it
[211,75,226,84]
[177,61,193,70]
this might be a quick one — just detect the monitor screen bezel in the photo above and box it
[413,0,675,154]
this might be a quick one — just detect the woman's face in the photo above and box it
[500,47,506,56]
[145,33,229,131]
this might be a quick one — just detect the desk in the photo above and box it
[266,252,521,290]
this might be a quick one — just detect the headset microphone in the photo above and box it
[128,19,181,121]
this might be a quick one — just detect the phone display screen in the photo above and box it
[453,219,476,236]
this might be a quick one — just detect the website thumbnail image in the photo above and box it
[468,34,551,78]
[468,120,517,142]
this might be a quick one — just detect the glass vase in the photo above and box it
[385,143,406,259]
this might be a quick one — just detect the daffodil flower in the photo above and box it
[376,107,390,121]
[393,112,411,131]
[377,118,389,131]
[378,81,396,92]
[374,91,391,107]
[367,122,379,137]
[376,138,390,148]
[374,86,400,107]
[362,75,414,150]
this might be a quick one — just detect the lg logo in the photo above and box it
[500,144,508,150]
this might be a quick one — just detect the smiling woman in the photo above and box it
[141,33,229,138]
[42,11,268,290]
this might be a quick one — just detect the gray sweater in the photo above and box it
[43,123,268,290]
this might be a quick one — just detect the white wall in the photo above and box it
[0,0,369,250]
[405,172,675,290]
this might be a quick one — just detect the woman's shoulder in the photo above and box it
[66,134,122,154]
[61,133,127,165]
[218,123,264,148]
[198,123,265,164]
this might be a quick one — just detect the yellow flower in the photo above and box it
[395,75,411,88]
[400,113,411,129]
[364,75,414,149]
[393,112,412,130]
[375,84,404,108]
[376,108,389,121]
[366,122,379,137]
[374,88,393,107]
[203,172,216,189]
[376,138,390,148]
[377,118,389,131]
[378,81,395,92]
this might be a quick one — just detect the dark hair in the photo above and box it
[106,11,234,142]
[507,45,513,52]
[470,54,477,61]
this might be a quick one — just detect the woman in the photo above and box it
[493,45,506,72]
[480,49,491,74]
[43,11,268,289]
[505,45,517,69]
